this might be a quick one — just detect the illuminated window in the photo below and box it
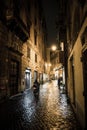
[60,42,64,51]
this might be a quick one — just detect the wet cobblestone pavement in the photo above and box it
[0,80,81,130]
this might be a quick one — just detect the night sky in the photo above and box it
[41,0,58,47]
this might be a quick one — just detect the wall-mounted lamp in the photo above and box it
[51,45,57,51]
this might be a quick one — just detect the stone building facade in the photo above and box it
[21,0,47,90]
[0,0,47,101]
[66,0,87,129]
[56,0,87,129]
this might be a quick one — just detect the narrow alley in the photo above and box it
[0,80,80,130]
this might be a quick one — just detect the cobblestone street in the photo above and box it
[0,80,81,130]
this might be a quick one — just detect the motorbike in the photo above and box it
[32,84,39,98]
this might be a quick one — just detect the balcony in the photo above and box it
[0,0,31,43]
[6,12,30,42]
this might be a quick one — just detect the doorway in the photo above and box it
[25,69,31,89]
[9,60,19,96]
[82,49,87,129]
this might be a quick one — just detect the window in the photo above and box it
[27,47,30,58]
[81,27,87,46]
[35,54,37,62]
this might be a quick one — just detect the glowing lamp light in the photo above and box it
[51,45,57,51]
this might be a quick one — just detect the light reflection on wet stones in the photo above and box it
[0,81,81,130]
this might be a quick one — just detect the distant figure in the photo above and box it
[33,79,40,102]
[58,77,61,89]
[33,79,40,91]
